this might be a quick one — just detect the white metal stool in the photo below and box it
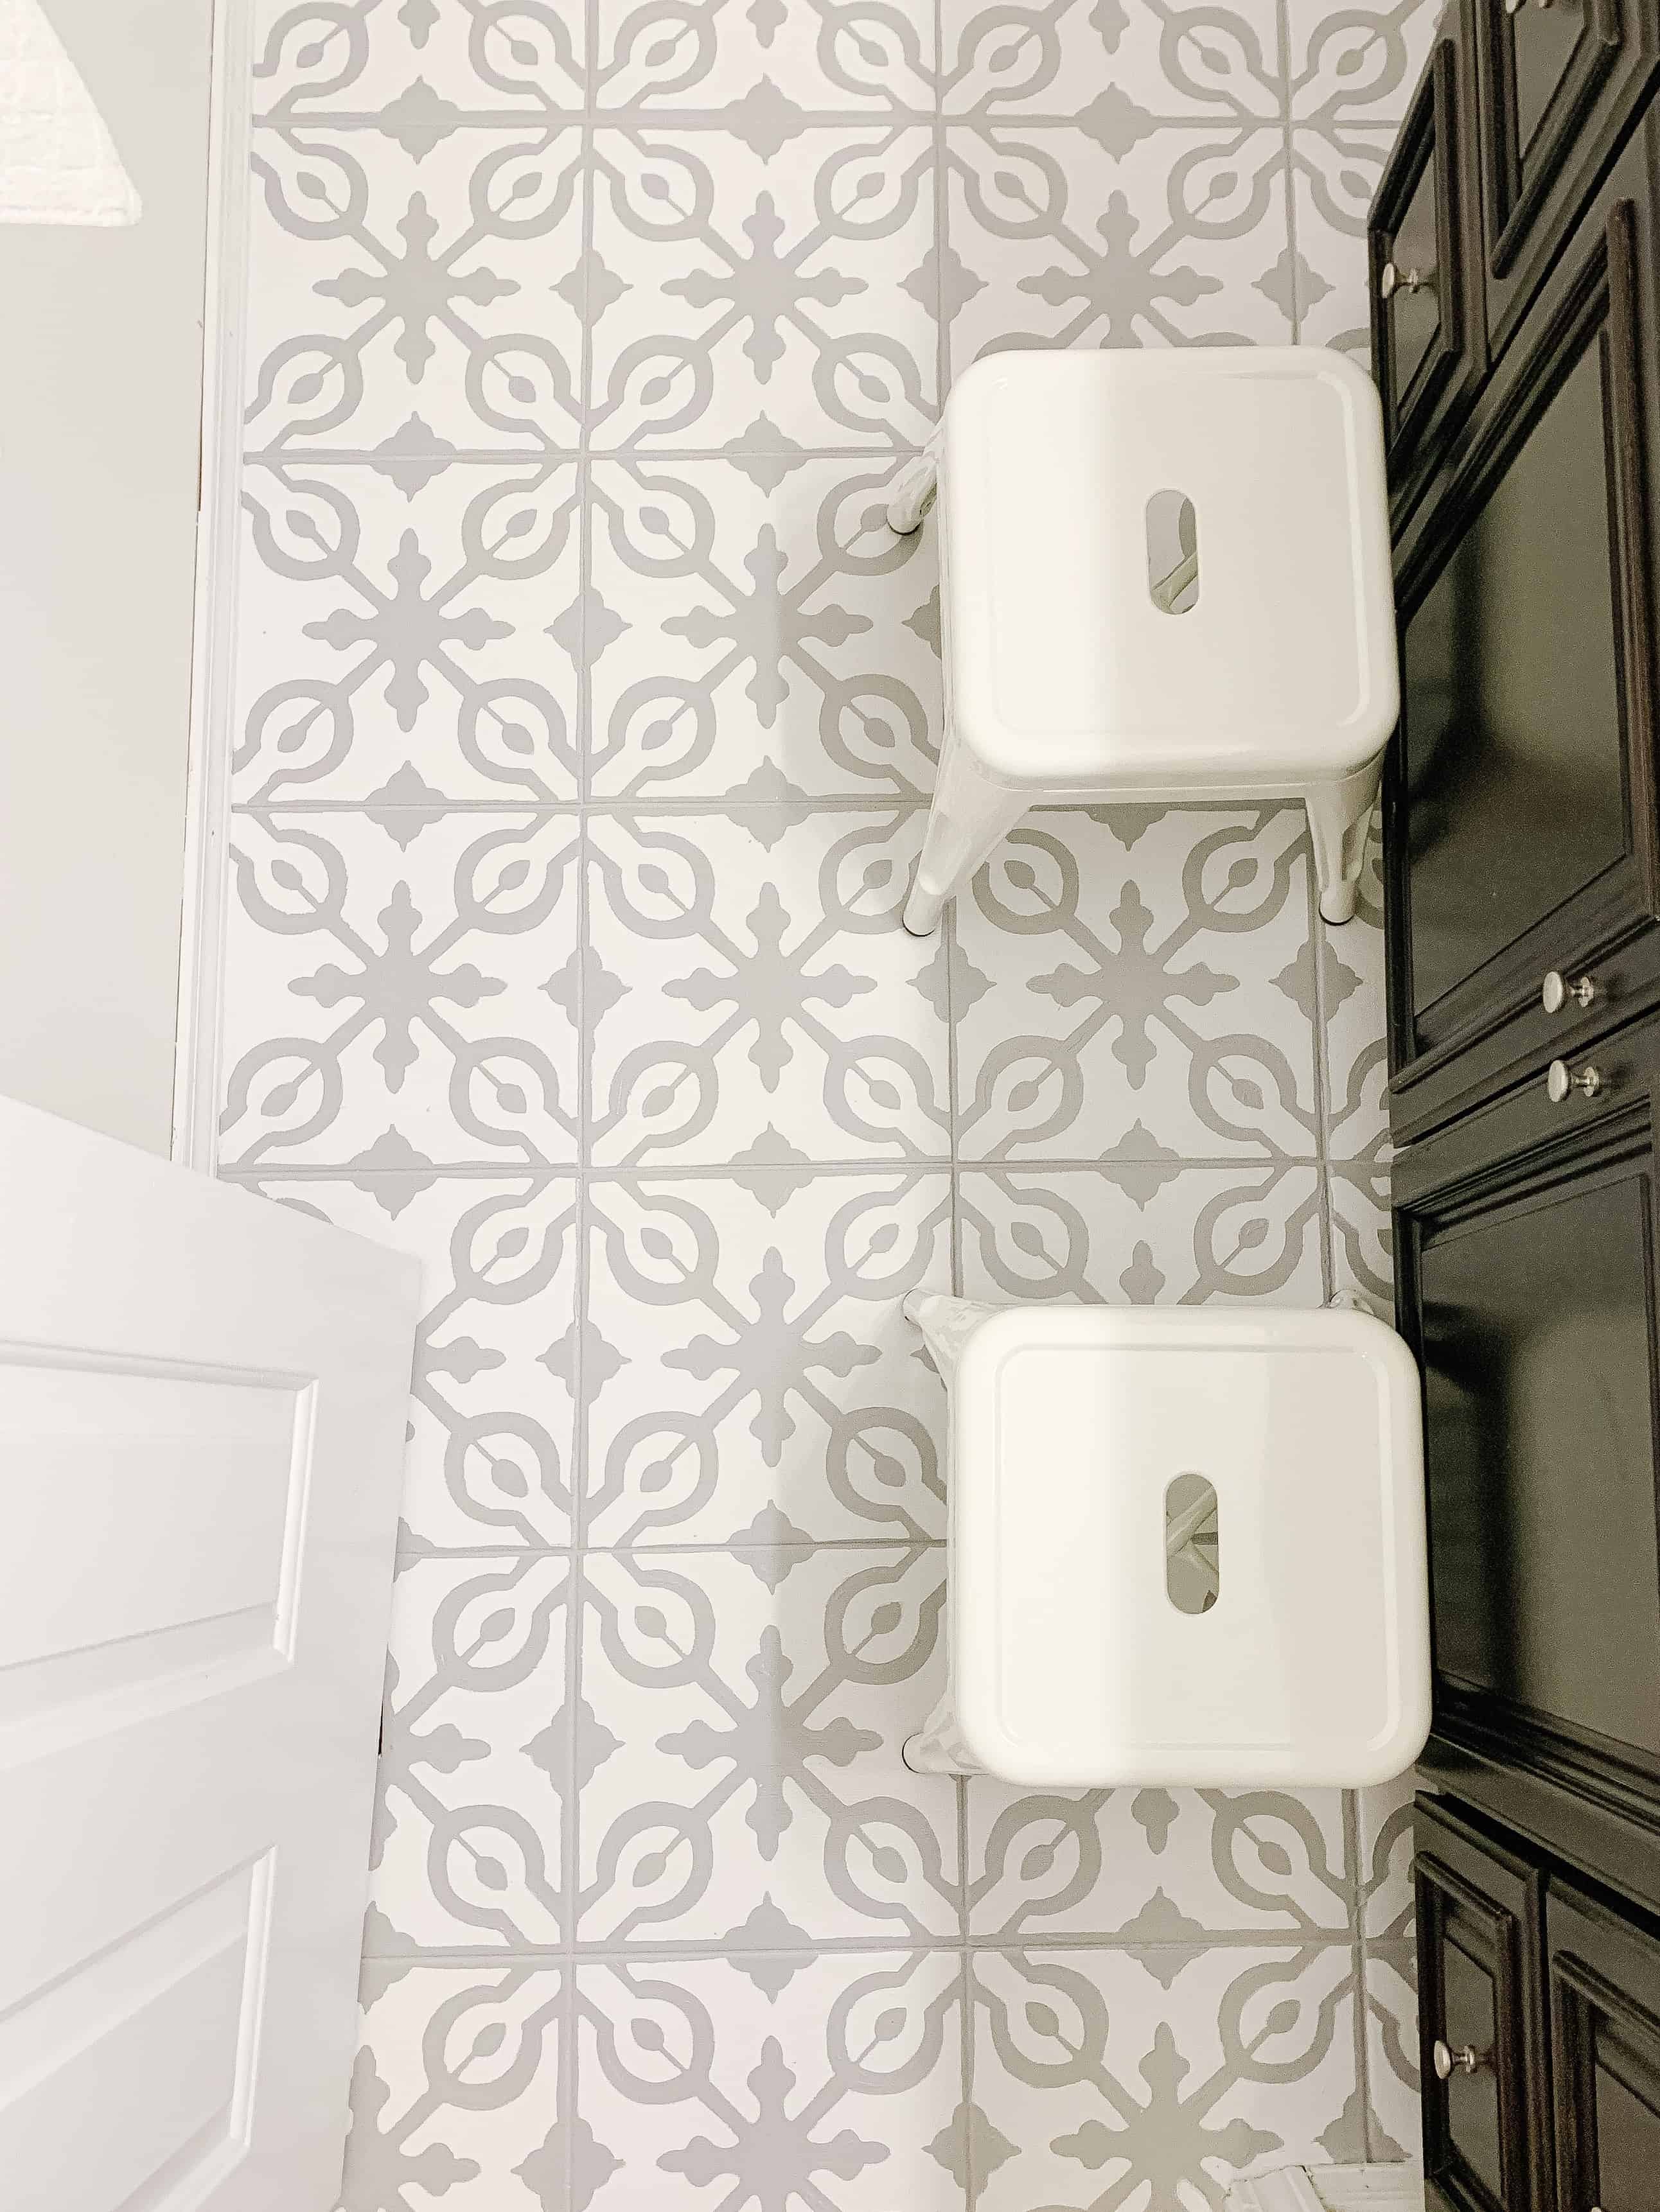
[901,1292,1429,1789]
[889,347,1397,933]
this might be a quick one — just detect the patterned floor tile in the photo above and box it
[585,1172,949,1544]
[1291,127,1390,353]
[1359,1769,1416,1943]
[370,1555,570,1952]
[941,0,1284,124]
[240,1173,578,1549]
[339,1962,570,2212]
[234,460,581,805]
[971,1945,1368,2211]
[953,807,1319,1162]
[961,1164,1324,1304]
[220,809,581,1168]
[1329,1165,1393,1315]
[587,457,940,802]
[576,1547,957,1943]
[1286,0,1442,130]
[574,1950,964,2209]
[1363,1943,1420,2160]
[588,809,950,1165]
[255,0,585,126]
[967,1786,1352,1942]
[595,0,935,114]
[587,127,936,450]
[1323,816,1388,1160]
[944,125,1293,371]
[247,123,586,457]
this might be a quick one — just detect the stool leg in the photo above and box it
[905,743,1030,935]
[1307,761,1381,927]
[887,431,941,536]
[902,1694,982,1777]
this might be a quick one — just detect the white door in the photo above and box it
[0,1099,419,2211]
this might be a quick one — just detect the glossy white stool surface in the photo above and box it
[905,1294,1429,1790]
[894,346,1397,932]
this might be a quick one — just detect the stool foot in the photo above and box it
[1318,881,1359,926]
[887,444,940,536]
[903,875,946,935]
[902,1699,982,1775]
[1306,765,1380,931]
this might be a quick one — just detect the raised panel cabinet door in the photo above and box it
[1474,0,1659,360]
[1415,1796,1552,2212]
[1370,0,1488,524]
[1384,128,1660,1142]
[0,1100,420,2211]
[1548,1879,1660,2212]
[1393,1017,1660,1894]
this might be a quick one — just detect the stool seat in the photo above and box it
[944,347,1397,790]
[903,1294,1429,1789]
[889,345,1398,933]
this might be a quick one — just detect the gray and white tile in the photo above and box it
[953,807,1320,1162]
[242,1172,579,1549]
[1286,0,1442,130]
[235,460,581,805]
[1363,1943,1420,2161]
[940,0,1285,124]
[587,127,937,449]
[588,455,940,801]
[220,809,581,1168]
[594,0,936,115]
[339,1962,570,2212]
[247,123,587,455]
[370,1555,570,1951]
[944,125,1294,371]
[587,809,951,1165]
[961,1164,1325,1304]
[574,1950,964,2209]
[971,1945,1368,2212]
[254,0,587,125]
[967,1786,1354,1942]
[585,1172,950,1545]
[577,1546,958,1943]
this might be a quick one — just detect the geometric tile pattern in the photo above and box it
[220,0,1438,2202]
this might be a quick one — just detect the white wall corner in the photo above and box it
[0,0,141,225]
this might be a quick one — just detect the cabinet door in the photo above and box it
[1385,129,1660,1143]
[1393,1024,1660,1893]
[1548,1880,1660,2212]
[1416,1796,1552,2212]
[1474,0,1658,359]
[1370,0,1487,522]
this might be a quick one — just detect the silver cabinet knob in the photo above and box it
[1542,969,1597,1014]
[1379,260,1436,301]
[1432,2038,1487,2079]
[1547,1058,1602,1103]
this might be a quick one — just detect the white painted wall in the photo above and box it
[0,0,213,1154]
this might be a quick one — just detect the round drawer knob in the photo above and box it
[1547,1058,1602,1103]
[1433,2038,1487,2079]
[1542,969,1597,1014]
[1379,260,1436,301]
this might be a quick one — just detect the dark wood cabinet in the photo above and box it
[1549,1879,1660,2212]
[1416,1798,1553,2211]
[1376,13,1660,2197]
[1385,125,1660,1143]
[1473,0,1659,359]
[1372,0,1488,523]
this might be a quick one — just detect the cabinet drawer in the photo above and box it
[1416,1796,1552,2211]
[1371,0,1487,521]
[1548,1879,1660,2212]
[1474,0,1659,360]
[1386,121,1660,1141]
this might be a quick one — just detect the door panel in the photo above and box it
[0,1100,419,2211]
[1370,0,1488,525]
[1474,0,1659,359]
[1549,1879,1660,2212]
[1415,1796,1552,2212]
